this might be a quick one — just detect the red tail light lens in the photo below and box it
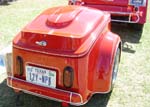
[75,1,82,5]
[63,66,74,88]
[16,56,24,76]
[69,0,83,5]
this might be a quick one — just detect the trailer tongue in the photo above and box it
[77,0,128,6]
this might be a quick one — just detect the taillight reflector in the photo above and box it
[16,56,23,76]
[63,66,74,88]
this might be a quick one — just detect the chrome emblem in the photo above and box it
[35,41,47,46]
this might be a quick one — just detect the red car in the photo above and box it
[69,0,148,30]
[7,6,121,106]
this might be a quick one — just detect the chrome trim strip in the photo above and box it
[7,76,116,106]
[8,76,79,95]
[7,76,84,106]
[13,45,85,58]
[70,92,72,102]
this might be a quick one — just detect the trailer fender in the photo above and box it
[88,31,121,93]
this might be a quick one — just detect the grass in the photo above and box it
[0,0,150,107]
[0,0,68,49]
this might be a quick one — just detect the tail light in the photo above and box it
[75,1,82,5]
[63,66,74,88]
[16,56,24,76]
[69,0,84,5]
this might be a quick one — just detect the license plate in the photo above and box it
[26,65,56,88]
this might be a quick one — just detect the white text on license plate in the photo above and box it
[26,65,56,88]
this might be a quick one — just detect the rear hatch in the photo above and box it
[13,6,110,57]
[82,0,128,6]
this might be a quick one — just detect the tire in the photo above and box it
[0,0,7,4]
[129,23,144,31]
[110,48,120,91]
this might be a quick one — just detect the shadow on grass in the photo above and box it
[0,79,111,107]
[79,93,111,107]
[0,0,18,6]
[112,22,143,53]
[0,1,10,5]
[0,80,61,107]
[17,93,61,107]
[20,92,111,107]
[0,79,17,107]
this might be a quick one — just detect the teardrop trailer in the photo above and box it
[69,0,148,30]
[7,6,121,106]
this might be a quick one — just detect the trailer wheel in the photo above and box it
[111,48,120,91]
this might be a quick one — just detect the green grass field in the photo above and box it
[0,0,150,107]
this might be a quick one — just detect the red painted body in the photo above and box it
[7,6,121,106]
[69,0,148,24]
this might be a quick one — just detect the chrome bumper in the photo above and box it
[7,76,86,106]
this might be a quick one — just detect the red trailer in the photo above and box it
[69,0,148,30]
[7,6,121,106]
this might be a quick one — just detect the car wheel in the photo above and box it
[135,24,144,31]
[111,48,120,91]
[129,23,144,31]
